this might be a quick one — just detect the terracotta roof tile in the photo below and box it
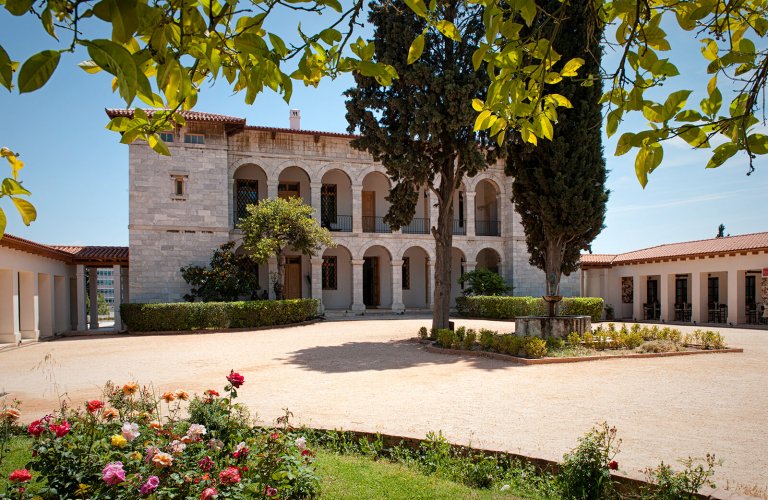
[580,254,617,266]
[105,108,246,125]
[0,233,128,264]
[0,234,73,261]
[51,245,129,261]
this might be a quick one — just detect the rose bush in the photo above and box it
[1,371,319,499]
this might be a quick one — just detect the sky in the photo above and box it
[0,7,766,253]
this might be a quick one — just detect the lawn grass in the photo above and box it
[0,435,34,489]
[314,450,523,499]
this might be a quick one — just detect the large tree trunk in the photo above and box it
[274,249,286,300]
[431,175,456,331]
[544,239,563,316]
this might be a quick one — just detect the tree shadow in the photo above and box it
[280,339,518,374]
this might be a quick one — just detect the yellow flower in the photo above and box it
[76,483,90,496]
[122,382,139,395]
[152,451,174,467]
[111,435,128,448]
[129,451,142,461]
[175,389,190,401]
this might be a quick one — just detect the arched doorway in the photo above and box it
[322,246,353,309]
[233,163,268,225]
[320,169,353,232]
[361,172,392,233]
[402,246,430,308]
[474,179,500,236]
[476,248,501,274]
[450,247,466,306]
[362,245,392,307]
[278,166,311,205]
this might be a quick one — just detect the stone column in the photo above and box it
[54,275,68,334]
[427,260,435,308]
[351,259,366,313]
[76,265,86,331]
[465,191,476,237]
[727,270,740,325]
[89,267,99,329]
[123,267,130,304]
[267,257,278,299]
[691,272,704,324]
[391,259,405,313]
[38,274,54,338]
[429,191,439,234]
[660,274,674,323]
[352,185,363,233]
[0,269,20,344]
[310,182,323,223]
[465,260,477,273]
[632,274,642,322]
[267,179,279,200]
[19,271,39,340]
[310,257,324,314]
[113,265,122,332]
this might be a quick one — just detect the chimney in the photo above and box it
[289,109,301,130]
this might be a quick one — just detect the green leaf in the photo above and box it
[606,109,621,137]
[4,0,34,16]
[674,110,702,122]
[706,142,738,168]
[519,0,537,26]
[269,33,288,57]
[615,132,636,156]
[403,0,428,18]
[538,114,553,140]
[701,39,718,61]
[18,50,60,93]
[700,87,722,116]
[471,98,484,112]
[677,125,709,148]
[84,39,139,103]
[435,21,461,42]
[747,133,768,155]
[635,143,663,187]
[661,90,692,121]
[472,44,489,71]
[41,8,58,40]
[474,110,492,131]
[1,178,31,196]
[78,60,102,74]
[11,197,36,225]
[547,94,572,108]
[0,208,6,237]
[0,44,12,91]
[319,28,342,45]
[560,58,584,77]
[147,134,171,156]
[407,35,425,65]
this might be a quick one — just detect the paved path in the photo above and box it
[1,319,766,490]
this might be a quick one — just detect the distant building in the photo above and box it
[96,268,115,311]
[109,108,580,311]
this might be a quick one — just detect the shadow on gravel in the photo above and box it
[281,339,515,373]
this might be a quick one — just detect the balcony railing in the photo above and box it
[476,219,501,236]
[402,218,430,235]
[452,219,466,235]
[362,216,391,233]
[322,215,353,232]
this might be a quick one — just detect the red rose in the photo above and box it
[265,486,278,497]
[270,432,279,440]
[609,460,619,470]
[226,371,245,389]
[219,466,241,485]
[301,449,311,456]
[27,420,46,437]
[9,469,32,482]
[51,420,71,438]
[86,400,105,413]
[201,487,217,499]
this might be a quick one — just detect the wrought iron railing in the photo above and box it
[322,215,353,232]
[362,216,391,233]
[452,219,466,235]
[402,218,430,234]
[476,219,501,236]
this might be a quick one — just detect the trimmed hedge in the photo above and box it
[120,299,319,332]
[455,296,604,322]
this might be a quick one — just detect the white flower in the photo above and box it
[169,439,187,455]
[500,484,510,492]
[186,423,207,440]
[295,436,307,451]
[121,422,141,442]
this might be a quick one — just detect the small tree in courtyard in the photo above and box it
[459,268,511,296]
[506,0,608,300]
[239,197,334,300]
[180,241,260,302]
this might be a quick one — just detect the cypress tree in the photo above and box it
[345,1,497,329]
[506,0,609,300]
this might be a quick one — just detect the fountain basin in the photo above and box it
[515,315,592,338]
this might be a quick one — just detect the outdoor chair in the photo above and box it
[746,303,758,324]
[674,303,684,321]
[718,304,728,323]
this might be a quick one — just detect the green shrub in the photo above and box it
[418,326,428,340]
[458,268,511,296]
[594,332,609,351]
[625,331,645,349]
[456,295,588,319]
[643,454,719,499]
[479,329,496,350]
[521,336,548,359]
[455,326,466,341]
[546,337,565,351]
[700,330,726,350]
[496,335,523,356]
[558,422,620,500]
[463,331,477,350]
[559,298,605,322]
[567,332,582,347]
[436,329,457,349]
[638,340,684,353]
[582,332,594,348]
[121,299,319,332]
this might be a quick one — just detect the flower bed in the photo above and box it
[455,296,604,322]
[0,372,318,499]
[120,299,319,332]
[419,324,738,363]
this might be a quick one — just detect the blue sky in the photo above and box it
[0,8,765,253]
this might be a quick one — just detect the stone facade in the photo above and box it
[126,112,580,309]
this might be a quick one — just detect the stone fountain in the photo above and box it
[514,274,592,338]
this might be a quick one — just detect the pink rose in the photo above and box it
[201,487,218,499]
[219,466,241,485]
[102,462,126,485]
[198,456,213,471]
[226,370,245,388]
[140,475,160,495]
[87,400,105,413]
[27,420,46,437]
[50,420,71,438]
[9,469,32,482]
[266,486,278,497]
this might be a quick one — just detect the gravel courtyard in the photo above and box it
[1,318,766,489]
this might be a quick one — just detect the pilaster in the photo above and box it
[89,267,99,329]
[351,259,366,313]
[310,257,324,314]
[76,265,86,331]
[391,259,405,312]
[352,185,363,233]
[465,191,476,237]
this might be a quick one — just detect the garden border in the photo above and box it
[303,427,759,500]
[422,342,743,364]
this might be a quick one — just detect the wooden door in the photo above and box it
[284,256,302,299]
[363,256,379,307]
[278,182,300,200]
[362,191,375,232]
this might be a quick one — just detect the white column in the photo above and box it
[54,275,68,334]
[391,259,405,313]
[113,265,122,332]
[632,274,642,321]
[465,191,476,237]
[352,185,363,233]
[310,257,324,314]
[660,274,674,323]
[267,179,279,200]
[76,265,86,331]
[0,269,20,343]
[691,272,704,324]
[310,182,322,223]
[38,274,54,338]
[89,267,99,329]
[351,259,366,313]
[267,257,278,299]
[727,270,739,325]
[19,271,39,340]
[465,260,477,273]
[429,191,439,235]
[427,260,435,308]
